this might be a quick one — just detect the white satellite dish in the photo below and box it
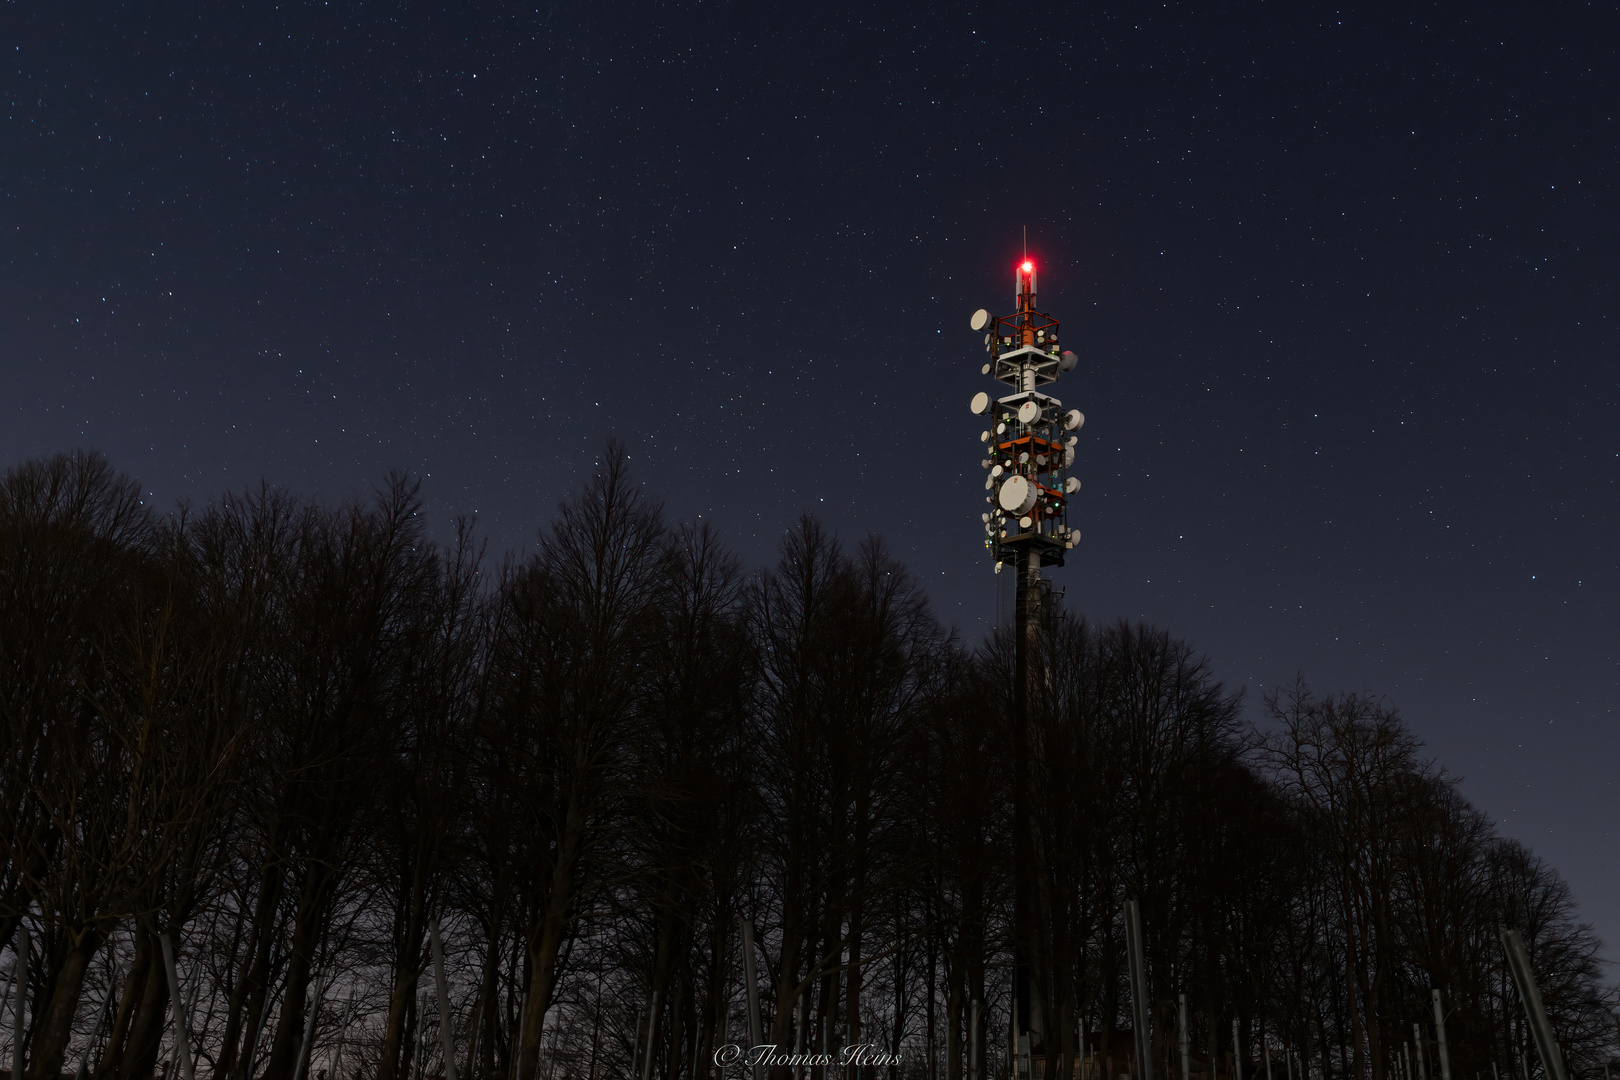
[997,475,1038,515]
[970,308,990,331]
[1017,401,1040,424]
[1064,477,1081,494]
[1064,409,1085,431]
[970,391,990,414]
[1059,350,1079,373]
[1064,446,1076,467]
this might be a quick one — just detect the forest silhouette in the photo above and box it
[0,449,1614,1080]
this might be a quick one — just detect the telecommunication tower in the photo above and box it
[967,257,1083,1080]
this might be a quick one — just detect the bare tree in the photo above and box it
[482,442,670,1080]
[0,450,1612,1080]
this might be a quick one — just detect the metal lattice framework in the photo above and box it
[971,259,1083,570]
[967,256,1087,1080]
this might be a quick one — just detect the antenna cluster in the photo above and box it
[969,258,1084,574]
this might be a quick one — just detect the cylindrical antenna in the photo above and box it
[158,932,196,1080]
[1501,929,1570,1080]
[1125,900,1152,1080]
[1432,989,1452,1080]
[431,919,460,1080]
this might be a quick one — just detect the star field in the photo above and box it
[4,4,1618,956]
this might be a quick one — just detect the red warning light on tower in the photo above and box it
[1020,260,1034,273]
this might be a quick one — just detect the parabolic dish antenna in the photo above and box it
[1018,401,1040,424]
[997,475,1038,515]
[970,391,991,415]
[970,308,990,331]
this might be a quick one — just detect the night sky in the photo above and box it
[5,5,1617,957]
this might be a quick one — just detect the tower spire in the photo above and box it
[966,253,1086,1080]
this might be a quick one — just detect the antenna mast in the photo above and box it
[967,256,1084,1080]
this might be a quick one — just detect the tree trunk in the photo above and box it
[378,961,424,1080]
[264,859,333,1080]
[378,865,431,1080]
[946,965,964,1080]
[218,862,285,1079]
[96,930,149,1080]
[114,931,172,1080]
[25,929,97,1080]
[474,908,505,1080]
[518,796,585,1080]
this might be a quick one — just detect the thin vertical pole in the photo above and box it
[587,977,603,1080]
[292,972,327,1080]
[1263,1030,1271,1080]
[432,919,461,1080]
[971,1001,982,1080]
[1179,996,1190,1080]
[640,991,661,1080]
[509,989,529,1080]
[1125,901,1152,1080]
[332,991,358,1080]
[464,988,484,1080]
[167,980,200,1079]
[242,969,273,1080]
[1414,1026,1427,1080]
[1232,1021,1242,1080]
[415,992,428,1080]
[1012,542,1039,1080]
[739,919,764,1080]
[1432,992,1452,1080]
[75,961,118,1080]
[12,925,28,1080]
[1405,1043,1413,1080]
[796,994,807,1080]
[158,932,196,1080]
[1501,931,1569,1080]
